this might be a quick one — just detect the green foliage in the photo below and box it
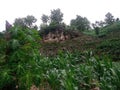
[1,32,120,90]
[24,15,37,27]
[40,22,66,37]
[105,12,115,25]
[14,18,25,27]
[37,51,120,90]
[41,14,49,24]
[50,8,63,24]
[40,9,65,37]
[14,15,37,28]
[103,22,120,33]
[95,27,100,35]
[97,38,120,60]
[1,11,120,90]
[0,32,4,38]
[84,21,120,37]
[0,26,41,89]
[70,15,90,31]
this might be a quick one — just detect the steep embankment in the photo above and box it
[40,32,98,56]
[40,28,120,60]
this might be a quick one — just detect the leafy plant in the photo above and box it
[0,26,41,90]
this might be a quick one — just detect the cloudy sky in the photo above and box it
[0,0,120,31]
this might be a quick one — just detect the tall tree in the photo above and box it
[92,21,105,28]
[70,15,90,31]
[105,12,115,25]
[14,15,37,28]
[14,18,25,27]
[24,15,37,28]
[115,18,120,22]
[92,22,100,36]
[41,14,49,24]
[50,8,63,24]
[98,21,105,27]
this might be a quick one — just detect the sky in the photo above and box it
[0,0,120,31]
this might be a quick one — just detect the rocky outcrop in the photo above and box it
[43,31,69,43]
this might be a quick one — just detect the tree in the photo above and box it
[92,22,100,36]
[40,9,64,37]
[50,8,63,24]
[105,12,115,25]
[98,21,105,28]
[14,18,25,27]
[41,14,49,24]
[24,15,37,28]
[95,27,100,35]
[115,18,120,22]
[14,15,37,28]
[70,15,90,31]
[92,21,105,28]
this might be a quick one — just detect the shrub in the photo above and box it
[0,26,41,90]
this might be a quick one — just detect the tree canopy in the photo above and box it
[105,12,115,25]
[41,14,49,24]
[70,15,90,31]
[50,8,63,24]
[14,15,37,28]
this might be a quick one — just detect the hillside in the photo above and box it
[0,25,120,90]
[40,29,120,60]
[1,22,120,90]
[41,32,96,55]
[1,8,120,90]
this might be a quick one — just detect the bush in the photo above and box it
[97,38,120,60]
[103,22,120,33]
[0,26,41,90]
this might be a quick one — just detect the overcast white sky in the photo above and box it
[0,0,120,31]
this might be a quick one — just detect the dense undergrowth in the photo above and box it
[0,26,41,90]
[96,38,120,60]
